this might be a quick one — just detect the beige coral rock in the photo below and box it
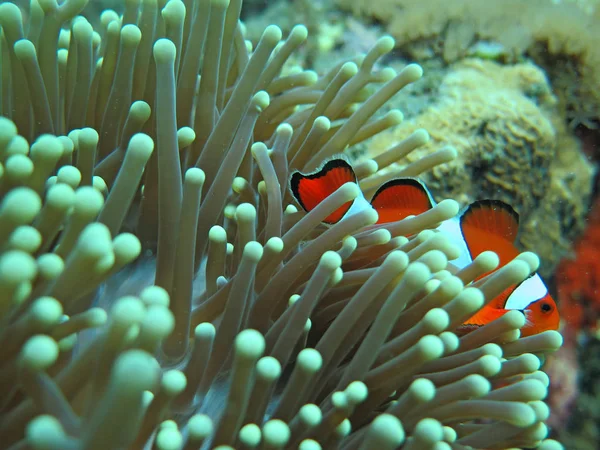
[336,0,600,129]
[365,59,593,276]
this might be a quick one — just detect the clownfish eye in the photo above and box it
[540,302,552,313]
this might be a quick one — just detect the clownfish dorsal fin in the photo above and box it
[459,199,520,266]
[290,157,357,224]
[369,177,434,224]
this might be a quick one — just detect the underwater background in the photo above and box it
[0,0,598,449]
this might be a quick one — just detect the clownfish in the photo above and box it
[289,157,560,337]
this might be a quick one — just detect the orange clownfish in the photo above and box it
[290,157,560,337]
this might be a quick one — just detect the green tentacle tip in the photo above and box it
[155,427,183,450]
[539,439,565,450]
[162,0,186,21]
[235,328,265,359]
[503,309,527,330]
[78,128,100,147]
[375,36,396,54]
[418,249,448,273]
[478,354,502,377]
[77,222,113,256]
[239,423,261,447]
[265,237,284,253]
[376,66,396,81]
[313,116,331,131]
[162,370,187,396]
[85,307,109,328]
[404,63,424,80]
[36,254,65,280]
[130,101,152,121]
[290,24,308,42]
[242,241,264,263]
[56,165,82,188]
[299,439,321,450]
[153,38,177,64]
[6,154,34,179]
[422,308,450,333]
[340,61,359,78]
[194,322,216,339]
[30,296,63,326]
[0,250,37,284]
[142,305,175,340]
[113,233,142,262]
[474,251,500,271]
[184,167,205,186]
[345,381,368,405]
[530,401,550,421]
[188,414,213,440]
[404,261,432,289]
[72,17,93,40]
[369,414,405,445]
[319,250,343,272]
[140,285,170,307]
[0,2,22,24]
[0,117,18,140]
[386,109,404,124]
[236,203,256,222]
[111,296,147,326]
[516,251,541,273]
[436,198,460,219]
[30,135,64,161]
[252,91,270,110]
[414,418,443,443]
[298,404,322,426]
[408,378,436,402]
[256,356,281,380]
[14,39,37,59]
[297,348,323,373]
[112,349,160,392]
[1,187,42,223]
[250,142,268,157]
[121,24,142,46]
[385,250,409,269]
[209,225,227,243]
[9,226,42,253]
[128,133,154,160]
[513,379,548,402]
[262,25,283,45]
[262,419,290,446]
[178,127,196,147]
[26,415,66,449]
[73,185,104,214]
[21,335,59,371]
[412,128,430,144]
[93,176,108,195]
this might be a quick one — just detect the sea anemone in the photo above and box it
[0,0,563,449]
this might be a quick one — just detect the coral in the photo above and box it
[556,197,600,332]
[363,59,593,276]
[544,339,579,432]
[548,336,600,450]
[0,0,564,449]
[335,0,600,129]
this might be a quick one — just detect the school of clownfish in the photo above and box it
[289,157,560,338]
